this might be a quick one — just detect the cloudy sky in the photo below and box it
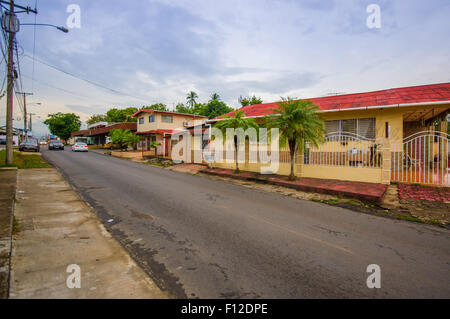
[1,0,449,136]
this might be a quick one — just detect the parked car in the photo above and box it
[72,142,88,152]
[0,137,6,145]
[48,140,64,150]
[19,138,40,152]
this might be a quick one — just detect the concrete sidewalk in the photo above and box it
[9,168,167,299]
[0,169,16,299]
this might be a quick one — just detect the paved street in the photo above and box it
[42,148,450,298]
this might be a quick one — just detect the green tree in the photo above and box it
[86,114,107,125]
[106,107,138,123]
[186,91,198,108]
[239,95,263,107]
[264,98,324,180]
[43,113,81,142]
[124,132,141,151]
[175,103,193,114]
[110,129,131,150]
[214,110,259,173]
[201,94,233,119]
[210,92,220,101]
[150,140,162,158]
[142,103,168,111]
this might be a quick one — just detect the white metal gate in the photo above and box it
[391,131,449,186]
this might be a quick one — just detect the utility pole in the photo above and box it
[5,0,16,164]
[2,0,37,164]
[29,113,36,132]
[16,92,33,139]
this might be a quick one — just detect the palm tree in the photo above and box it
[186,91,198,108]
[150,140,162,158]
[124,132,141,151]
[214,110,259,173]
[210,93,220,101]
[265,98,324,180]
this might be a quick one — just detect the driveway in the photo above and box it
[42,148,450,298]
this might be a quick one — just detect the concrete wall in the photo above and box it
[136,113,203,132]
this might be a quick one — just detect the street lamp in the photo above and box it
[20,23,69,33]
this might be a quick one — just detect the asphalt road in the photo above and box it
[42,148,450,298]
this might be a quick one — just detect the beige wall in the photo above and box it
[136,112,205,132]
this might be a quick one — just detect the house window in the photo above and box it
[325,118,375,139]
[139,117,144,124]
[149,115,155,123]
[162,115,173,123]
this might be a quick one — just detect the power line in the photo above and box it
[31,0,37,100]
[23,54,149,102]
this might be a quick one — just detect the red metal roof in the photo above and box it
[131,109,208,118]
[135,129,183,135]
[88,122,137,136]
[217,82,450,119]
[71,123,137,137]
[71,130,89,137]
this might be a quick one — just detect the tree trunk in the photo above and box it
[288,139,296,180]
[234,141,239,173]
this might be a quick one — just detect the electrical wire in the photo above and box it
[31,0,37,101]
[23,54,149,102]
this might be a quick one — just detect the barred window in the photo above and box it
[139,117,144,124]
[342,119,357,134]
[149,115,155,122]
[324,118,375,139]
[162,115,173,123]
[324,120,339,135]
[358,118,375,139]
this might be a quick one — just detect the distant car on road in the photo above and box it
[48,140,64,150]
[72,142,88,152]
[19,138,40,152]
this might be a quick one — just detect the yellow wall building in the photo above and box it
[208,83,450,186]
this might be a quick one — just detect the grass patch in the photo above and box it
[343,199,363,206]
[393,214,424,223]
[427,218,445,227]
[322,199,340,205]
[12,217,20,235]
[0,150,51,169]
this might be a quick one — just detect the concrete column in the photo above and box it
[381,138,391,185]
[297,152,305,178]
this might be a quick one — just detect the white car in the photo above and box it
[72,142,88,152]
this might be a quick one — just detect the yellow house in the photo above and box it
[210,83,450,186]
[131,109,207,157]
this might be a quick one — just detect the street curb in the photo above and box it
[0,169,17,299]
[201,168,386,203]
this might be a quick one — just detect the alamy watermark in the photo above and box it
[366,4,381,29]
[66,4,81,29]
[366,264,381,289]
[66,264,81,289]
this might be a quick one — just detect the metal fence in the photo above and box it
[304,132,382,168]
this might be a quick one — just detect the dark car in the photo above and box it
[0,137,6,145]
[19,138,40,152]
[48,140,64,150]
